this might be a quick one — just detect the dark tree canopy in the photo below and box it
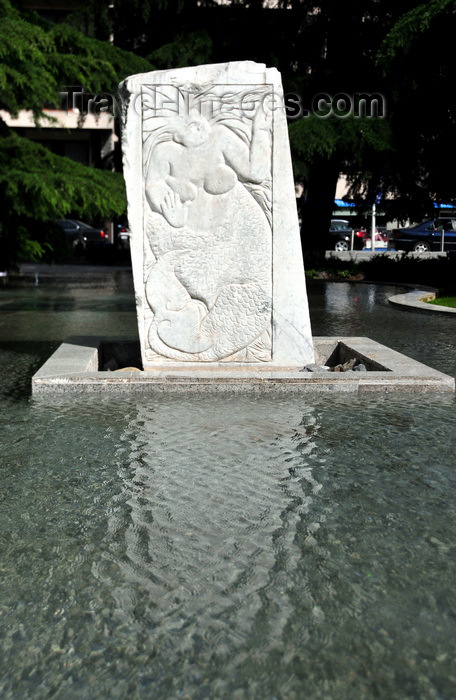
[84,0,455,240]
[375,0,456,218]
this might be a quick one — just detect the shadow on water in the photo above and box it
[0,341,59,402]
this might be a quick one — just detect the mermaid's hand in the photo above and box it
[160,190,189,228]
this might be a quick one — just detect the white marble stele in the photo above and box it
[120,61,314,370]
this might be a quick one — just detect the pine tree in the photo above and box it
[0,0,152,269]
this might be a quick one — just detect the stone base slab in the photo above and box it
[31,336,455,394]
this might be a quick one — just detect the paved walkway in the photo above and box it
[328,250,448,261]
[388,289,456,315]
[0,262,131,283]
[19,263,132,276]
[0,263,133,288]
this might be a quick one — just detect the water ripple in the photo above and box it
[89,397,322,669]
[1,393,456,698]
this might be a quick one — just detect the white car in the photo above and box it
[364,229,388,250]
[117,225,131,246]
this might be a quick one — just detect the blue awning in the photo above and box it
[334,199,356,208]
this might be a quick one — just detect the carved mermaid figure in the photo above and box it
[143,93,272,362]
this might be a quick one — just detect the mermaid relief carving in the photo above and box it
[142,87,273,362]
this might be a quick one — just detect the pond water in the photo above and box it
[1,274,455,699]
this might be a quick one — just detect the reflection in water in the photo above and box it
[367,284,376,311]
[323,282,378,314]
[93,398,323,665]
[324,282,351,312]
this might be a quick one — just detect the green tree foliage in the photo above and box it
[0,131,127,267]
[0,0,152,269]
[1,132,126,221]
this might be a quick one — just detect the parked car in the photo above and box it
[389,218,456,252]
[329,219,365,251]
[55,219,110,252]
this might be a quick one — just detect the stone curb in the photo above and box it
[388,289,456,315]
[31,336,455,394]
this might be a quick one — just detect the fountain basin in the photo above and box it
[32,336,455,394]
[3,279,456,698]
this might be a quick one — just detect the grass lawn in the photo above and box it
[427,296,456,308]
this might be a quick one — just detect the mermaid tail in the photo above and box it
[146,251,270,361]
